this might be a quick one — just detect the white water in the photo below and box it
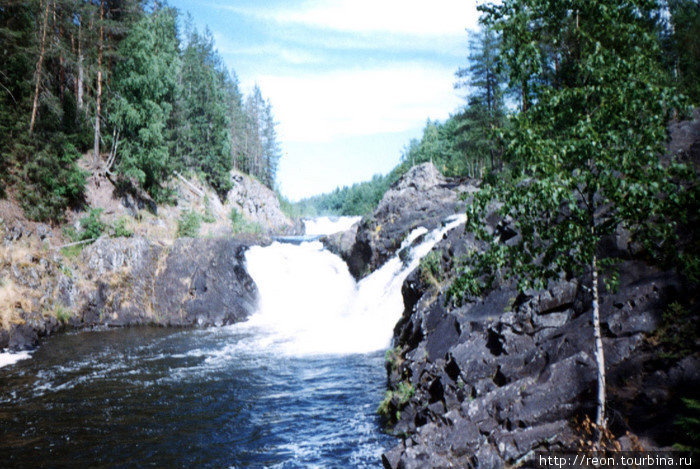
[0,351,31,368]
[303,216,362,236]
[243,214,466,356]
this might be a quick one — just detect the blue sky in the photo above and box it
[167,0,480,200]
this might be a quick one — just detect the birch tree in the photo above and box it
[452,0,692,439]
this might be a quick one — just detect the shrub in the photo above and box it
[377,380,415,422]
[177,210,201,238]
[419,250,443,287]
[19,137,87,222]
[111,216,134,238]
[77,209,106,241]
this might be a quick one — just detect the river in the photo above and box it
[0,215,464,467]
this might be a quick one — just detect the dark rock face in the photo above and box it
[346,163,477,278]
[382,226,698,468]
[153,238,258,326]
[79,237,259,328]
[320,221,360,260]
[1,237,259,350]
[667,108,700,172]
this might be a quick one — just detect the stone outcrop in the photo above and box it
[0,235,260,351]
[380,220,699,468]
[345,163,477,278]
[320,220,360,260]
[226,169,295,234]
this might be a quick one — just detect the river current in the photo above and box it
[0,215,464,467]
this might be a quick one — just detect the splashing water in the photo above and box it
[302,216,362,236]
[0,351,32,369]
[242,214,466,356]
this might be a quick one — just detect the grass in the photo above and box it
[230,207,265,235]
[52,305,71,324]
[0,280,31,330]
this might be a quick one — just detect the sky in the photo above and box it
[167,0,481,200]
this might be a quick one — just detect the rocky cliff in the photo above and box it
[380,223,698,468]
[0,231,260,351]
[372,115,700,467]
[326,163,477,279]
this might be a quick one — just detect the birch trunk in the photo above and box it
[591,252,607,435]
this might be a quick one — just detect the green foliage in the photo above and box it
[448,0,695,306]
[110,7,181,202]
[654,302,698,359]
[177,210,201,238]
[454,26,507,170]
[18,138,87,222]
[53,305,71,324]
[664,0,700,104]
[229,207,263,234]
[419,250,444,288]
[295,167,406,216]
[378,381,416,422]
[175,25,233,199]
[78,209,106,241]
[675,397,700,452]
[111,217,134,238]
[384,346,403,371]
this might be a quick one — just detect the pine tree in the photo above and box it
[261,98,281,188]
[242,84,265,180]
[455,26,507,171]
[176,24,233,199]
[109,5,180,200]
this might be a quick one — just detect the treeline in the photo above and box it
[294,171,404,217]
[0,1,281,222]
[298,0,699,216]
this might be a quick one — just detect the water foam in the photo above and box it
[303,216,362,236]
[243,214,466,356]
[0,351,31,368]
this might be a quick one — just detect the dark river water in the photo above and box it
[0,326,395,468]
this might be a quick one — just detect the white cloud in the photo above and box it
[246,64,462,143]
[212,33,322,65]
[221,0,480,38]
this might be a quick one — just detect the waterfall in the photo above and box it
[302,216,362,236]
[243,214,466,356]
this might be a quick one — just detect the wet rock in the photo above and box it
[321,221,359,260]
[347,163,476,278]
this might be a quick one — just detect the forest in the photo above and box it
[0,0,282,222]
[298,0,700,216]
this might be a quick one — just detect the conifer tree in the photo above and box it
[177,25,232,199]
[109,6,180,200]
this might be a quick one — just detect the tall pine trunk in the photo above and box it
[29,0,50,134]
[93,0,104,168]
[77,19,83,111]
